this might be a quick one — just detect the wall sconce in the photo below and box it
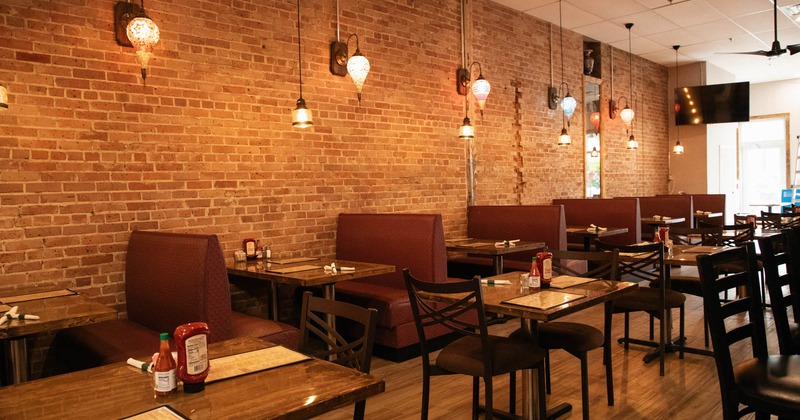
[0,85,8,111]
[292,0,312,128]
[330,33,370,104]
[114,1,160,83]
[456,61,491,115]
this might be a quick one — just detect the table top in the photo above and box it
[693,212,723,218]
[227,259,395,287]
[420,272,637,323]
[640,217,686,225]
[445,239,545,256]
[0,290,117,340]
[0,337,385,419]
[615,244,726,267]
[565,226,629,238]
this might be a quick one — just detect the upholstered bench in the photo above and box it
[54,231,299,370]
[553,198,641,247]
[334,213,457,361]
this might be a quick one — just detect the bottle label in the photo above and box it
[184,334,208,375]
[154,369,176,392]
[529,274,540,289]
[542,259,552,281]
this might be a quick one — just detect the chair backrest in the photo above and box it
[125,230,233,343]
[758,231,800,355]
[700,221,754,247]
[668,226,722,246]
[594,241,664,284]
[761,211,783,230]
[547,248,620,281]
[403,269,489,373]
[298,291,378,373]
[696,243,766,419]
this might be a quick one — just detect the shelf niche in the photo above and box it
[583,40,601,79]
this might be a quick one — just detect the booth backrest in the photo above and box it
[467,205,566,263]
[635,196,693,228]
[126,230,233,343]
[552,198,641,245]
[336,213,447,288]
[690,194,726,225]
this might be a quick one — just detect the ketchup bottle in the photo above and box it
[175,322,210,393]
[153,332,177,396]
[537,251,553,288]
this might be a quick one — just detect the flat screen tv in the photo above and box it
[674,81,749,126]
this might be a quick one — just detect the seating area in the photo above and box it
[552,198,641,247]
[52,231,300,370]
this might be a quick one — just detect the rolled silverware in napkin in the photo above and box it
[494,239,520,247]
[0,306,18,327]
[480,279,512,285]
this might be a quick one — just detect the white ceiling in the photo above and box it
[492,0,800,84]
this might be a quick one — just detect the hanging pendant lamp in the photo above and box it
[673,45,684,154]
[556,0,571,145]
[622,23,635,132]
[0,85,8,110]
[292,0,313,128]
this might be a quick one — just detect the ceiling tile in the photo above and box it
[573,21,632,43]
[524,2,604,28]
[653,1,727,27]
[646,28,705,47]
[490,0,554,12]
[684,19,750,43]
[610,36,665,55]
[609,12,680,36]
[733,9,794,35]
[704,0,771,18]
[569,0,648,20]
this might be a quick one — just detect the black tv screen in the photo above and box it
[674,81,749,125]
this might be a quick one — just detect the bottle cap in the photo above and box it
[160,332,169,340]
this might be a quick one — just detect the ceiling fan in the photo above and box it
[727,0,800,57]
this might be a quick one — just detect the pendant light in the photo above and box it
[556,0,571,146]
[0,85,8,110]
[292,0,313,128]
[673,45,684,154]
[620,23,635,131]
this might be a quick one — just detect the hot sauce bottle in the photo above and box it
[154,333,177,396]
[529,257,541,291]
[175,322,210,393]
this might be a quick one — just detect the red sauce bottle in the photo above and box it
[536,251,553,288]
[153,332,177,396]
[174,322,210,393]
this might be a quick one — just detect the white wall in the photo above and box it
[750,79,800,186]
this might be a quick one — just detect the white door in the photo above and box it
[739,117,787,212]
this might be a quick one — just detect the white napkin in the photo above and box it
[480,279,512,285]
[587,224,607,232]
[0,306,17,326]
[662,216,672,220]
[695,210,704,214]
[494,239,520,247]
[324,263,355,273]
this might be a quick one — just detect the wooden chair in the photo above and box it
[404,269,546,420]
[668,225,721,247]
[696,243,800,419]
[298,291,378,420]
[510,248,618,420]
[594,241,685,376]
[769,229,800,354]
[761,211,800,229]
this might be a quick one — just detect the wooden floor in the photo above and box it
[315,293,783,419]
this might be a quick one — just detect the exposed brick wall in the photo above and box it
[0,0,668,378]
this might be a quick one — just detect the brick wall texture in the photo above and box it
[0,0,668,377]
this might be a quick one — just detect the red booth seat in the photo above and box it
[553,198,641,247]
[54,231,299,370]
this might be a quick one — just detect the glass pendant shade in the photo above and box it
[471,76,490,111]
[459,117,475,140]
[560,94,576,122]
[673,140,684,154]
[558,128,571,146]
[292,98,313,128]
[126,15,159,78]
[627,134,638,150]
[590,112,600,132]
[347,49,370,103]
[620,106,634,129]
[0,85,7,110]
[589,147,599,158]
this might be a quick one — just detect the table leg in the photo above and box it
[493,255,504,276]
[323,284,337,361]
[519,318,573,420]
[270,282,279,321]
[583,237,591,252]
[3,337,28,384]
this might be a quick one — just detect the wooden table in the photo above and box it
[0,289,117,384]
[445,239,545,275]
[0,337,385,419]
[565,226,629,251]
[227,259,395,320]
[692,212,723,227]
[421,273,638,420]
[749,203,786,213]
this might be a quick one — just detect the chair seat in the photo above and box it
[734,355,800,413]
[791,323,800,350]
[436,335,545,377]
[613,286,685,312]
[510,323,604,353]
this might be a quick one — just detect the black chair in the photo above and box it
[768,229,800,355]
[594,241,685,376]
[510,248,618,420]
[696,243,800,419]
[404,269,546,420]
[298,291,378,420]
[761,211,800,229]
